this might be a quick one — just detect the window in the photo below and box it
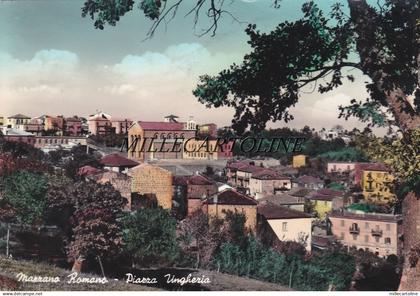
[282,222,288,232]
[375,237,380,243]
[386,224,390,231]
[352,234,357,241]
[385,237,391,244]
[364,235,369,243]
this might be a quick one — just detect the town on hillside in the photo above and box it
[0,111,405,291]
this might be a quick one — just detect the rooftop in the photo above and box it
[205,189,257,206]
[258,202,312,220]
[137,121,185,131]
[7,114,30,119]
[329,210,402,223]
[296,175,323,184]
[259,193,304,206]
[100,153,139,168]
[251,169,289,180]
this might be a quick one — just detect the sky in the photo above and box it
[0,0,379,132]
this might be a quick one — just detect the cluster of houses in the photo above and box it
[76,148,402,258]
[0,111,402,258]
[0,112,231,159]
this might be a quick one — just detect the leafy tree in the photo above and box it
[82,0,420,287]
[178,210,228,268]
[3,171,48,224]
[122,208,179,267]
[68,208,123,268]
[63,146,101,179]
[327,182,346,191]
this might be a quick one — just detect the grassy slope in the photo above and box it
[0,256,292,291]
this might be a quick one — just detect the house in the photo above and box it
[225,161,252,186]
[87,170,132,211]
[329,210,403,257]
[174,174,218,216]
[258,193,305,212]
[100,153,139,173]
[327,162,356,174]
[292,154,308,168]
[6,114,31,130]
[24,118,44,136]
[77,165,102,177]
[203,189,258,231]
[307,188,345,220]
[65,117,83,136]
[88,112,113,135]
[111,118,133,134]
[127,121,196,161]
[360,165,395,205]
[43,115,64,135]
[258,202,312,251]
[129,163,173,209]
[1,127,36,145]
[293,175,324,189]
[235,165,265,191]
[249,169,291,198]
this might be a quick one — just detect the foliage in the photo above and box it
[62,146,101,179]
[346,203,377,213]
[178,210,228,268]
[213,236,355,290]
[0,139,45,160]
[354,129,420,195]
[327,182,345,191]
[319,147,368,162]
[122,208,179,266]
[3,171,48,224]
[67,208,123,263]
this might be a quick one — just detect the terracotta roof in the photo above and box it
[309,194,337,201]
[87,170,131,181]
[226,161,250,170]
[66,117,82,122]
[237,165,265,174]
[316,188,344,197]
[173,174,214,186]
[251,169,290,180]
[329,210,402,223]
[259,193,304,206]
[137,121,185,131]
[258,202,312,219]
[289,188,314,197]
[296,175,323,184]
[205,189,257,206]
[100,153,139,167]
[77,165,102,176]
[356,162,389,172]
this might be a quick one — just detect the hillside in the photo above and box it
[0,256,291,291]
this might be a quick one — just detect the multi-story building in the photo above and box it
[24,118,44,136]
[111,118,133,134]
[88,112,113,135]
[258,193,305,212]
[203,189,258,231]
[307,188,345,220]
[65,116,83,136]
[249,170,291,198]
[129,163,173,209]
[43,115,64,135]
[127,121,196,161]
[361,167,395,205]
[258,202,312,251]
[327,162,356,174]
[329,210,403,257]
[6,114,31,130]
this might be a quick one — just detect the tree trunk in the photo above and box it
[347,0,420,290]
[399,192,420,291]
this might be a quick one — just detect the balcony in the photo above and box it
[371,229,383,237]
[349,226,360,234]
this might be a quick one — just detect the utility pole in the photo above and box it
[6,224,10,257]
